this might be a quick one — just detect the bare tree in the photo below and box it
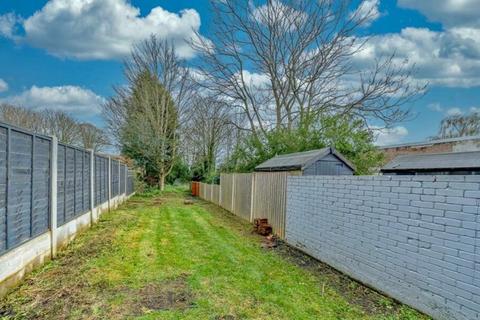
[78,123,110,152]
[435,112,480,139]
[183,96,233,175]
[44,111,80,145]
[1,104,108,149]
[104,36,193,189]
[0,103,46,133]
[191,0,425,144]
[105,35,196,145]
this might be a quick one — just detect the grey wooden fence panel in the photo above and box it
[74,149,83,214]
[94,155,108,205]
[0,127,7,253]
[2,127,52,251]
[31,137,50,237]
[102,157,108,202]
[94,155,101,205]
[57,145,66,226]
[127,169,134,195]
[111,160,119,197]
[0,121,134,256]
[64,147,75,223]
[7,130,33,249]
[57,145,91,226]
[120,164,126,194]
[82,152,90,212]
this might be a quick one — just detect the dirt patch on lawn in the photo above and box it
[124,274,194,315]
[272,241,410,316]
[152,197,165,205]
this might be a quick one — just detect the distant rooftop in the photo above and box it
[255,147,355,172]
[379,135,480,150]
[382,151,480,171]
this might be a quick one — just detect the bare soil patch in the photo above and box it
[123,274,194,315]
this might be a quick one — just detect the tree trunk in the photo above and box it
[159,173,166,191]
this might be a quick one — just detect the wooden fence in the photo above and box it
[198,171,300,238]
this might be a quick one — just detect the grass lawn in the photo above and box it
[0,186,429,320]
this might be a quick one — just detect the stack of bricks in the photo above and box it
[286,175,480,320]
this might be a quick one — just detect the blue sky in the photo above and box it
[0,0,479,145]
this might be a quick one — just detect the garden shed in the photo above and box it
[255,147,355,175]
[381,151,480,175]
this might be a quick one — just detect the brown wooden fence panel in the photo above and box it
[233,173,253,221]
[252,171,301,239]
[220,174,234,211]
[207,184,213,202]
[199,182,205,200]
[212,185,220,205]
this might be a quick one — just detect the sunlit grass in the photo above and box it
[0,186,429,320]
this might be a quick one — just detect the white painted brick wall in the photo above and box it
[286,175,480,320]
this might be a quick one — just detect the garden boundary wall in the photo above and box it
[286,175,480,320]
[0,122,135,297]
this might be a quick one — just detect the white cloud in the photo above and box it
[398,0,480,28]
[446,107,463,116]
[0,79,8,93]
[470,107,480,113]
[427,103,443,113]
[353,27,480,88]
[239,70,270,88]
[252,0,307,28]
[0,13,18,38]
[373,126,409,146]
[1,0,203,60]
[1,85,105,117]
[351,0,381,27]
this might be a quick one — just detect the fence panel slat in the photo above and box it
[0,128,6,253]
[233,173,252,221]
[220,174,234,212]
[251,171,300,239]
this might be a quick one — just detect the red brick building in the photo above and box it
[380,136,480,163]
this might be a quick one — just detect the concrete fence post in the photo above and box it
[89,150,94,224]
[50,136,58,258]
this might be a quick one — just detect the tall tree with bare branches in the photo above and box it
[191,0,425,150]
[183,96,234,180]
[78,123,110,152]
[104,36,193,189]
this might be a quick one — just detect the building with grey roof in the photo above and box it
[380,135,480,163]
[255,147,355,175]
[381,151,480,175]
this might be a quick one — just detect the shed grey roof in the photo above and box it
[255,147,355,172]
[382,151,480,171]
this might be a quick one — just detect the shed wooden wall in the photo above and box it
[303,154,353,176]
